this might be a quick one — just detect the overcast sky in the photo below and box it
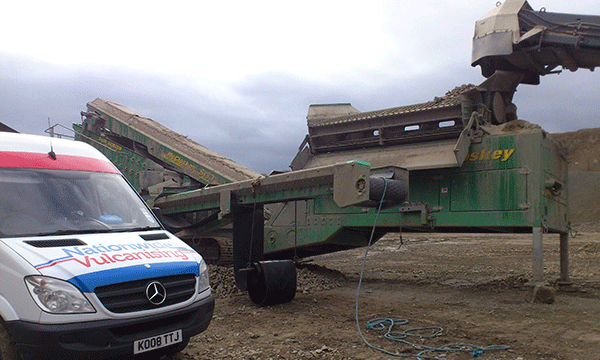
[1,0,598,173]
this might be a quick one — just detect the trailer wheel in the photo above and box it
[247,260,296,306]
[0,320,20,360]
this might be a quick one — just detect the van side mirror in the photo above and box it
[151,207,163,223]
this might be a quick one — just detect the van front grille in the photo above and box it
[94,274,196,313]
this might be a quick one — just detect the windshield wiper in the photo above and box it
[125,226,163,232]
[17,226,162,237]
[35,229,115,237]
[78,226,163,235]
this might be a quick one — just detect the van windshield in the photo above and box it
[0,169,161,238]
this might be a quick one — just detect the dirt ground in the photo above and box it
[173,228,600,360]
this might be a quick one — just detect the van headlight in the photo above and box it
[25,276,96,314]
[198,259,210,293]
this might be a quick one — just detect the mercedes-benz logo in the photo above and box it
[145,281,167,305]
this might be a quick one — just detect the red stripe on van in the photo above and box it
[0,152,120,173]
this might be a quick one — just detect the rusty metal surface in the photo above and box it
[302,119,547,171]
[307,88,467,128]
[307,104,360,121]
[302,138,461,170]
[295,85,477,170]
[87,98,260,182]
[303,86,475,158]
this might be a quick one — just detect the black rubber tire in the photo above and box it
[0,320,21,360]
[247,260,297,306]
[369,177,408,204]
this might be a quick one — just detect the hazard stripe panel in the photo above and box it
[0,151,119,173]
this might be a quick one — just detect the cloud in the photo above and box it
[2,0,600,174]
[514,70,600,133]
[3,47,599,175]
[0,54,325,172]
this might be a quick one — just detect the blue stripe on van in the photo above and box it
[67,262,199,292]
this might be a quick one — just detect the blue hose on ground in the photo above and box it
[354,177,510,359]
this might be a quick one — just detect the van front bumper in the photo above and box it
[6,294,214,360]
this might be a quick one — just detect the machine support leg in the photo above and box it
[532,227,544,283]
[231,203,297,306]
[232,204,264,292]
[559,232,570,283]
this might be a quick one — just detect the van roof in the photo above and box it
[0,132,119,173]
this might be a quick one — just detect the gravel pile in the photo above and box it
[296,263,347,294]
[207,265,243,299]
[432,84,475,103]
[207,263,347,299]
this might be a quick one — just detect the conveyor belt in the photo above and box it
[472,0,600,84]
[84,98,260,184]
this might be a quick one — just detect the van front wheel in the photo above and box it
[0,320,20,360]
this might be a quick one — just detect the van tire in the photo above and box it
[0,320,20,360]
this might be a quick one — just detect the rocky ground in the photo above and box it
[170,227,599,360]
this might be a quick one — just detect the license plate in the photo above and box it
[134,329,183,354]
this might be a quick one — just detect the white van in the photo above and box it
[0,132,214,359]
